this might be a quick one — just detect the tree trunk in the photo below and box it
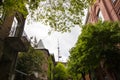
[81,72,86,80]
[0,12,26,80]
[14,12,25,37]
[95,67,104,80]
[88,70,92,80]
[0,41,18,80]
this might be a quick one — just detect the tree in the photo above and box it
[15,47,44,80]
[67,47,83,80]
[68,21,120,79]
[0,0,95,32]
[47,55,54,80]
[54,62,68,80]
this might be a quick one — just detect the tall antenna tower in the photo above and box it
[57,39,60,62]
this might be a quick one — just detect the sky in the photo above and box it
[24,8,87,62]
[24,22,81,62]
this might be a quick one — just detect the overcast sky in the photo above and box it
[24,22,81,62]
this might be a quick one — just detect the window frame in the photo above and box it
[97,9,104,22]
[9,16,18,37]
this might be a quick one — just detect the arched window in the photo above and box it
[9,16,18,37]
[111,0,116,3]
[97,9,104,22]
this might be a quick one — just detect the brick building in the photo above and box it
[86,0,120,24]
[0,12,29,80]
[85,0,120,80]
[34,39,55,80]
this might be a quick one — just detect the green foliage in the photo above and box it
[68,21,120,75]
[47,55,54,80]
[0,0,95,32]
[54,62,68,80]
[67,47,83,79]
[3,0,28,16]
[16,47,56,80]
[16,47,44,74]
[30,0,95,32]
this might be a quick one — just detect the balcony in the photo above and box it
[5,31,30,52]
[5,15,30,52]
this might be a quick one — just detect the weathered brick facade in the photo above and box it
[86,0,120,23]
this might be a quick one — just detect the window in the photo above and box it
[97,10,104,22]
[9,17,18,37]
[111,0,116,3]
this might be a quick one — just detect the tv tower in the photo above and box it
[57,39,61,62]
